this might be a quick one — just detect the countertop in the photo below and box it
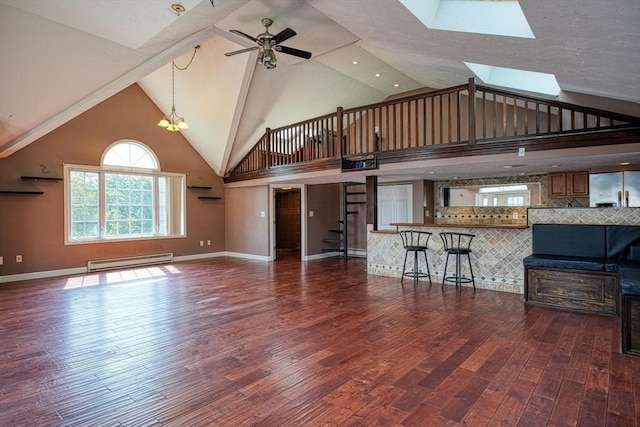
[369,223,529,234]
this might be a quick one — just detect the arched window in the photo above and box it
[64,140,185,243]
[102,140,159,170]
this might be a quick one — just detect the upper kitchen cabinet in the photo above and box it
[548,171,589,198]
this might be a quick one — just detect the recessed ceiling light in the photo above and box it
[394,83,400,87]
[619,162,631,166]
[170,3,186,15]
[551,164,561,168]
[374,73,381,77]
[503,165,513,169]
[428,171,435,174]
[352,61,359,65]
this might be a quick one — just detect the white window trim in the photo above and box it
[63,163,186,245]
[101,140,160,171]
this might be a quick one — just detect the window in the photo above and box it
[65,141,185,244]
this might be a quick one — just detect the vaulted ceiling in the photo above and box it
[1,0,639,180]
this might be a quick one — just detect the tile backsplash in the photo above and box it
[433,174,588,225]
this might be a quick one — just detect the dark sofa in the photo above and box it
[523,224,640,356]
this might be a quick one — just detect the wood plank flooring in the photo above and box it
[0,256,638,426]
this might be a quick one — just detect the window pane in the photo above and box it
[103,141,158,169]
[66,153,184,243]
[104,172,154,237]
[69,171,99,239]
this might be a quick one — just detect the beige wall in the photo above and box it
[224,186,270,257]
[0,84,224,277]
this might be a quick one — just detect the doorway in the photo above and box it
[275,188,301,259]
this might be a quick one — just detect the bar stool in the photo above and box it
[439,232,476,290]
[399,230,432,286]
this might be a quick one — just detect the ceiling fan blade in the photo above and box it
[276,45,312,59]
[272,27,296,45]
[224,46,259,57]
[230,29,258,43]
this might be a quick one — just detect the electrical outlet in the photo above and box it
[309,211,314,217]
[16,255,22,263]
[199,241,204,247]
[0,256,3,265]
[207,240,211,246]
[512,212,519,219]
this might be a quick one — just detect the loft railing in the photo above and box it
[226,78,640,180]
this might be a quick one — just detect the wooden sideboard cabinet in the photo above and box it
[548,171,589,198]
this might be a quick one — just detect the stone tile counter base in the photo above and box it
[367,224,531,294]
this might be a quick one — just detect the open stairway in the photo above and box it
[322,182,366,260]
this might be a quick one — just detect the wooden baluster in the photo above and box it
[385,105,391,150]
[439,95,443,144]
[513,97,518,136]
[502,96,507,137]
[266,128,271,169]
[337,107,344,157]
[570,110,575,131]
[431,97,436,144]
[535,103,540,135]
[480,88,485,140]
[468,77,476,144]
[456,91,461,142]
[392,104,397,150]
[557,107,563,132]
[524,101,529,134]
[447,93,452,143]
[398,102,404,149]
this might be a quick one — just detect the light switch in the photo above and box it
[309,211,314,217]
[260,211,266,218]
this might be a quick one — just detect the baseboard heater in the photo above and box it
[87,253,174,272]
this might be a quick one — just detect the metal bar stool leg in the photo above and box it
[442,252,450,290]
[401,249,409,285]
[455,253,462,290]
[422,249,432,286]
[467,252,475,290]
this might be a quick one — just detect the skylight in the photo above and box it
[400,0,535,39]
[465,62,561,97]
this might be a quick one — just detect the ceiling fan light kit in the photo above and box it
[225,18,312,69]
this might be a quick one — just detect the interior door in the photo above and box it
[378,184,413,230]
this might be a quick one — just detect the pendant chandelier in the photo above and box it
[158,46,199,132]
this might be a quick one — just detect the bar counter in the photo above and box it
[370,223,529,233]
[367,223,531,294]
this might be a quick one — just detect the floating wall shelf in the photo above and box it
[21,176,63,182]
[0,190,45,195]
[187,185,213,190]
[198,196,222,200]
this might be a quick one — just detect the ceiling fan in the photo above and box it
[225,18,312,69]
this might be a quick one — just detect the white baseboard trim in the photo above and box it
[223,251,271,261]
[0,267,87,284]
[0,250,350,284]
[173,252,226,262]
[305,252,341,261]
[347,248,367,258]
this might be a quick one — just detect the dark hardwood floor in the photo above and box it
[0,257,638,426]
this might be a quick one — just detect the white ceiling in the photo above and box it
[1,0,639,183]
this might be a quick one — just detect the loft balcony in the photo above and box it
[224,79,640,183]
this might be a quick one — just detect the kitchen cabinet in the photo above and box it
[548,171,589,198]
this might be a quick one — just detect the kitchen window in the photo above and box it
[64,141,185,244]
